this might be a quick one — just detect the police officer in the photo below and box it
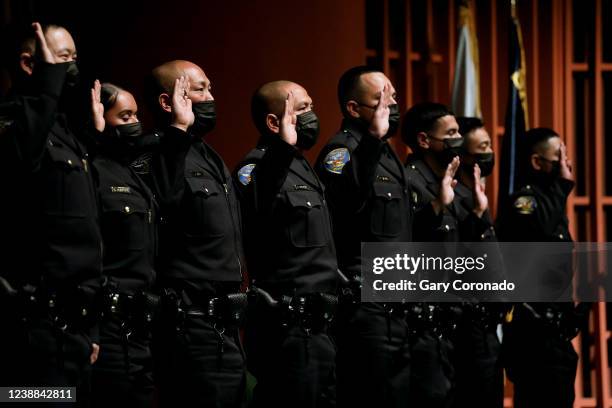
[88,79,193,407]
[451,116,506,408]
[237,81,338,408]
[0,23,101,405]
[497,128,586,408]
[402,103,491,241]
[314,66,455,408]
[145,60,246,408]
[402,103,498,406]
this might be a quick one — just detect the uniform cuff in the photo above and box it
[33,62,68,100]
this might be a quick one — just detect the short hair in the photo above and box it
[4,23,65,77]
[523,127,559,157]
[401,102,454,148]
[250,80,296,136]
[456,116,484,143]
[337,65,382,117]
[100,83,125,111]
[143,71,169,124]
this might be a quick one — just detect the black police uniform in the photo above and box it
[150,128,246,408]
[90,132,161,408]
[406,155,505,407]
[237,135,338,408]
[315,120,442,408]
[497,175,583,408]
[450,180,505,408]
[0,63,102,406]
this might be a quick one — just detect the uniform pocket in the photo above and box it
[370,183,402,237]
[101,193,148,251]
[285,190,330,248]
[43,143,88,217]
[184,176,226,237]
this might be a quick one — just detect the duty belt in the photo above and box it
[249,286,338,332]
[462,302,509,330]
[517,302,585,341]
[160,288,248,333]
[101,286,160,335]
[0,276,98,331]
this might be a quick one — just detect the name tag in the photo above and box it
[110,186,131,194]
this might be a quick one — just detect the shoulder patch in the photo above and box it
[324,148,350,174]
[237,163,256,186]
[513,195,537,215]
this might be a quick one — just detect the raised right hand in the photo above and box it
[368,83,391,139]
[279,91,297,146]
[170,76,195,132]
[431,156,460,214]
[32,22,55,64]
[90,80,105,133]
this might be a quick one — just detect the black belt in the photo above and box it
[101,289,160,334]
[515,302,585,341]
[379,302,463,338]
[249,286,338,332]
[462,302,509,330]
[0,277,99,331]
[160,288,248,332]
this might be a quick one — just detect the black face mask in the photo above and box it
[115,122,144,139]
[463,152,495,177]
[100,122,146,157]
[295,110,320,150]
[192,101,217,135]
[386,104,400,139]
[64,61,80,89]
[57,61,82,117]
[432,136,464,167]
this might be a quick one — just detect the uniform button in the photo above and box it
[67,159,73,165]
[411,165,416,169]
[306,201,312,207]
[387,192,392,198]
[124,206,131,213]
[559,234,564,239]
[481,234,486,239]
[204,188,209,193]
[444,225,450,231]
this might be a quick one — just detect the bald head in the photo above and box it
[145,59,212,124]
[251,80,312,135]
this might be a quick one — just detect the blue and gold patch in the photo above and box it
[324,148,350,174]
[237,163,256,186]
[513,195,537,215]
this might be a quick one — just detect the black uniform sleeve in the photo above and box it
[459,210,496,242]
[317,134,385,215]
[412,200,446,241]
[252,137,294,215]
[11,63,68,170]
[498,178,574,241]
[150,125,192,211]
